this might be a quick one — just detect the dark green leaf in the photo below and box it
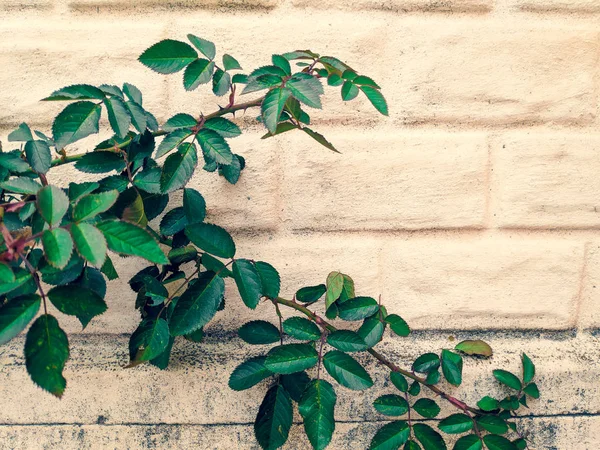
[229,356,273,391]
[282,316,321,341]
[223,54,242,71]
[52,101,102,150]
[482,435,517,450]
[413,423,447,450]
[341,81,359,101]
[477,396,499,411]
[128,318,170,364]
[325,271,344,309]
[37,185,68,226]
[441,349,463,386]
[184,59,215,91]
[123,83,142,104]
[323,350,373,390]
[413,398,440,418]
[105,96,131,138]
[296,284,326,304]
[455,340,493,358]
[272,54,291,75]
[160,142,198,193]
[212,68,231,96]
[47,284,107,329]
[163,113,196,132]
[261,87,291,134]
[327,330,368,352]
[25,315,69,398]
[358,315,385,348]
[0,294,40,345]
[353,75,381,88]
[139,39,197,74]
[181,187,206,224]
[412,353,440,373]
[390,371,409,393]
[75,151,126,174]
[386,314,410,337]
[160,207,188,236]
[438,414,473,434]
[522,353,535,384]
[0,152,31,172]
[42,84,106,101]
[203,117,241,138]
[373,394,409,416]
[302,127,339,153]
[187,34,215,60]
[96,219,169,264]
[370,421,410,450]
[24,140,52,174]
[233,259,263,309]
[287,73,323,109]
[156,129,192,158]
[299,379,337,450]
[337,296,379,321]
[73,190,119,222]
[265,343,319,374]
[196,129,234,165]
[361,85,388,115]
[493,369,522,390]
[453,435,482,450]
[408,381,421,396]
[42,228,73,269]
[8,123,34,141]
[125,101,147,133]
[476,416,508,434]
[280,371,310,402]
[238,320,280,345]
[254,385,293,450]
[254,261,280,299]
[0,177,42,195]
[185,222,236,258]
[170,271,225,335]
[68,182,99,202]
[523,382,539,399]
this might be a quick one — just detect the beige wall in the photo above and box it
[1,0,600,448]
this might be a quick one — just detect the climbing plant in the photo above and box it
[0,35,539,450]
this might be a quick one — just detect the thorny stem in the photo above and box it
[274,296,482,416]
[18,250,48,317]
[272,300,284,345]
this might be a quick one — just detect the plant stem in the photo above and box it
[274,296,481,416]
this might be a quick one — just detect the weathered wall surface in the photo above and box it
[1,0,600,448]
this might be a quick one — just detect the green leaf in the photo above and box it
[281,371,311,402]
[42,228,73,269]
[0,152,30,172]
[454,435,482,450]
[0,294,40,345]
[271,54,291,75]
[123,82,142,104]
[513,439,527,450]
[373,394,409,416]
[125,101,147,133]
[426,370,441,385]
[185,222,236,258]
[254,261,280,299]
[71,223,107,268]
[523,382,540,399]
[522,353,535,384]
[133,168,161,194]
[184,59,215,91]
[370,421,410,450]
[341,81,359,101]
[196,129,234,165]
[68,182,99,202]
[182,188,206,224]
[0,177,42,195]
[128,318,170,364]
[156,129,192,158]
[52,101,102,150]
[413,423,446,450]
[302,127,339,153]
[412,353,440,373]
[232,73,248,84]
[265,343,319,374]
[233,259,263,309]
[75,151,126,174]
[254,385,293,450]
[438,414,473,434]
[361,85,388,115]
[170,271,225,335]
[43,84,105,101]
[25,315,69,398]
[261,87,291,134]
[283,317,321,341]
[24,140,52,174]
[413,398,441,418]
[323,350,373,391]
[476,416,508,434]
[325,271,344,309]
[390,371,409,393]
[160,207,188,236]
[477,396,499,411]
[187,34,215,60]
[408,381,421,396]
[337,296,379,321]
[455,340,493,358]
[296,284,326,304]
[163,113,196,132]
[358,315,385,348]
[386,314,410,337]
[8,123,34,141]
[404,440,422,450]
[441,349,463,386]
[203,117,242,138]
[160,142,198,193]
[0,263,15,284]
[73,190,118,222]
[229,356,273,391]
[299,379,336,450]
[139,39,197,74]
[327,330,368,352]
[100,255,118,280]
[104,96,131,138]
[223,54,242,70]
[212,68,231,96]
[482,435,518,450]
[96,219,168,264]
[493,369,522,390]
[353,75,381,88]
[47,285,107,329]
[37,185,69,226]
[238,320,280,345]
[287,73,323,109]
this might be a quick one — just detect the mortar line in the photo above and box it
[573,242,590,330]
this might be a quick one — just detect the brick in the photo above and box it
[0,332,598,424]
[493,133,600,229]
[579,241,600,329]
[381,237,583,329]
[0,19,167,126]
[514,0,600,12]
[386,24,598,126]
[280,130,488,231]
[292,0,492,13]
